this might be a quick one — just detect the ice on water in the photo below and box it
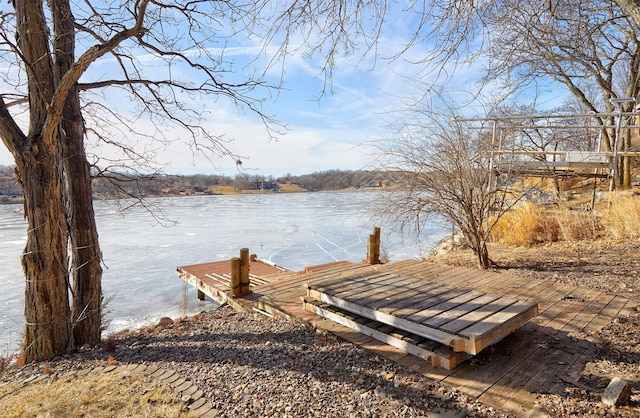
[0,191,447,354]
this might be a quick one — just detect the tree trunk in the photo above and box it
[64,110,103,346]
[53,0,103,346]
[20,142,73,362]
[463,224,491,270]
[13,0,75,362]
[475,240,490,270]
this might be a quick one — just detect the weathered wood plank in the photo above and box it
[368,282,449,313]
[311,272,396,296]
[583,294,630,334]
[302,298,466,369]
[177,270,229,305]
[444,297,577,399]
[383,261,451,279]
[457,286,603,400]
[438,294,515,334]
[567,291,612,335]
[461,300,538,354]
[406,290,485,324]
[367,281,444,310]
[301,267,384,292]
[382,286,460,317]
[306,287,465,350]
[338,274,416,302]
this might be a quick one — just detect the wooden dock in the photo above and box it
[177,257,636,417]
[177,255,292,305]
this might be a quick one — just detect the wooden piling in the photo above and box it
[240,247,250,295]
[197,289,205,301]
[230,257,242,297]
[366,227,381,265]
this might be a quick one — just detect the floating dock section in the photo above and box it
[303,271,538,356]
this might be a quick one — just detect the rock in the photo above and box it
[601,377,631,406]
[430,234,466,257]
[158,317,174,326]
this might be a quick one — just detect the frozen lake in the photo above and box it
[0,191,448,354]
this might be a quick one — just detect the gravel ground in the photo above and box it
[1,306,507,417]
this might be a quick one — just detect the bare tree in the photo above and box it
[0,0,395,362]
[480,0,640,187]
[373,105,531,269]
[417,1,640,188]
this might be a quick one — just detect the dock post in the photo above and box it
[240,247,250,295]
[366,227,381,264]
[230,257,242,297]
[197,289,205,301]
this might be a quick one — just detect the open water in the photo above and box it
[0,191,448,354]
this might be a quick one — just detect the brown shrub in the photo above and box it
[0,354,13,374]
[556,209,602,241]
[103,335,117,352]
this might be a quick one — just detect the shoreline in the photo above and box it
[2,239,639,416]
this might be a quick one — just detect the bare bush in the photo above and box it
[372,106,536,269]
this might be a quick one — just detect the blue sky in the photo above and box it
[0,3,567,177]
[0,46,404,176]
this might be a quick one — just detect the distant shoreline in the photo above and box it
[0,184,390,205]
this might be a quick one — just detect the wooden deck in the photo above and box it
[304,271,538,356]
[177,258,636,417]
[177,257,292,304]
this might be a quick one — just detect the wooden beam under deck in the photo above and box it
[177,258,636,417]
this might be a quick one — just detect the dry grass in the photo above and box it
[491,196,616,246]
[209,185,239,194]
[555,208,601,241]
[603,191,640,238]
[278,183,307,192]
[0,369,194,418]
[491,202,562,246]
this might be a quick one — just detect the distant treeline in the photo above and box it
[274,169,388,191]
[93,168,392,196]
[0,165,391,200]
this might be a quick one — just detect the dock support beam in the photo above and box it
[232,248,251,297]
[197,289,205,301]
[240,248,250,295]
[366,227,381,265]
[231,257,242,297]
